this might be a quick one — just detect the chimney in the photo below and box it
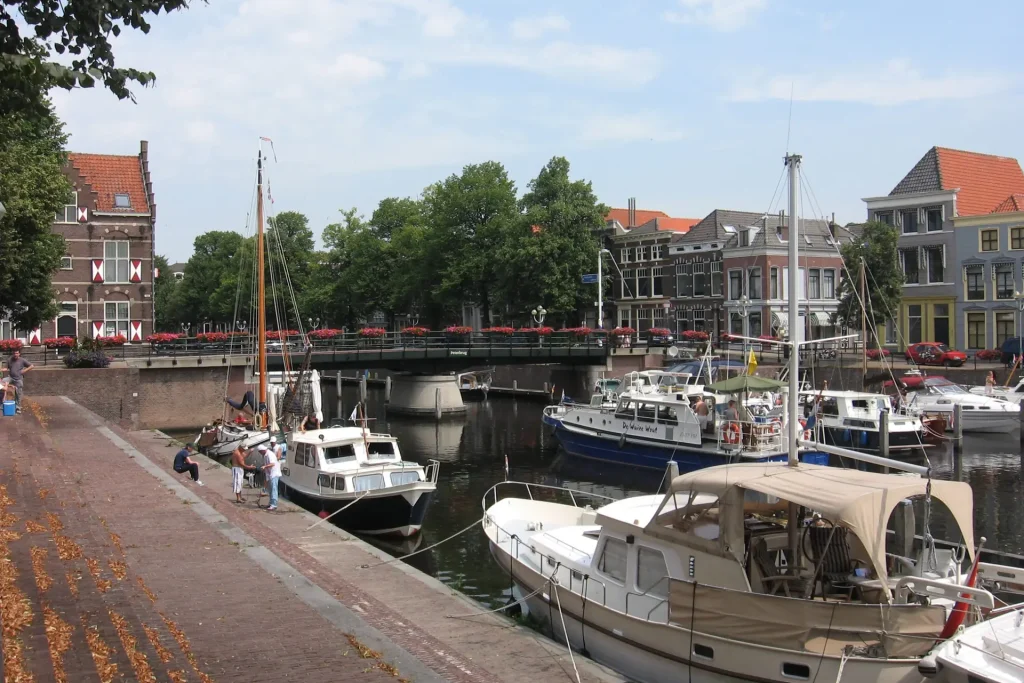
[829,211,836,238]
[628,197,636,229]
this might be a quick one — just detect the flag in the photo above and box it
[349,405,359,423]
[747,348,758,375]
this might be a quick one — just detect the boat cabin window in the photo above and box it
[597,537,628,583]
[655,492,721,541]
[390,471,419,486]
[657,406,678,425]
[820,398,839,416]
[636,547,669,598]
[323,443,357,464]
[317,474,333,488]
[366,441,395,459]
[851,399,869,410]
[333,477,347,491]
[636,403,657,423]
[615,400,637,420]
[353,473,385,491]
[293,443,316,467]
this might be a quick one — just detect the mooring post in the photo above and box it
[879,410,890,459]
[359,374,367,402]
[434,387,442,420]
[385,375,393,403]
[513,379,518,392]
[953,403,964,454]
[335,370,342,394]
[665,461,680,493]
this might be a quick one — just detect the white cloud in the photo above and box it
[185,120,217,144]
[578,113,685,144]
[326,54,388,83]
[663,0,766,32]
[510,14,570,40]
[399,61,431,79]
[728,60,1012,105]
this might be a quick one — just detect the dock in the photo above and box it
[0,397,622,682]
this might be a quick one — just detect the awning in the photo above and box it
[810,311,832,327]
[665,462,974,596]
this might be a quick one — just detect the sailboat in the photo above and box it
[195,140,322,458]
[482,155,1024,683]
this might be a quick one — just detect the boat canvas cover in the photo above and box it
[668,580,945,657]
[666,463,974,592]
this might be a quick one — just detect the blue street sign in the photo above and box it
[581,273,599,284]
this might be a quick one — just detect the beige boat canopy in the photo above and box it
[657,462,974,591]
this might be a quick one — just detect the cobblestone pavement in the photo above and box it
[0,397,620,683]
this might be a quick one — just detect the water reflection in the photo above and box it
[316,383,1024,608]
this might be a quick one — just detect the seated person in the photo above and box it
[173,443,203,486]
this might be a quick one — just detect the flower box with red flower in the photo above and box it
[517,327,553,336]
[358,327,387,338]
[0,339,24,352]
[444,326,473,344]
[307,328,341,341]
[197,332,229,344]
[401,326,429,337]
[559,326,593,339]
[96,334,127,347]
[645,327,674,347]
[865,348,892,360]
[975,349,1001,361]
[266,329,299,340]
[680,330,710,343]
[145,332,181,344]
[757,334,781,350]
[44,337,76,349]
[610,327,635,348]
[482,326,514,336]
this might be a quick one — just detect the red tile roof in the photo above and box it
[992,193,1024,214]
[68,153,149,213]
[934,147,1024,217]
[605,207,669,228]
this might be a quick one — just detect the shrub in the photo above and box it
[444,326,473,335]
[63,349,111,368]
[0,339,24,352]
[358,327,387,338]
[197,332,229,343]
[611,327,635,336]
[401,326,429,336]
[145,333,180,343]
[481,326,514,335]
[43,337,76,349]
[96,334,127,346]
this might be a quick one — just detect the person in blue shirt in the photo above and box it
[173,443,204,486]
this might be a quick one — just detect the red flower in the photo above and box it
[44,337,76,349]
[197,332,229,343]
[0,339,24,352]
[517,327,554,335]
[308,328,341,340]
[681,330,709,341]
[648,327,671,336]
[560,326,593,337]
[401,326,429,336]
[266,329,299,340]
[96,334,127,346]
[482,326,514,335]
[145,333,181,343]
[976,349,1002,361]
[444,326,473,335]
[358,327,387,338]
[611,327,635,336]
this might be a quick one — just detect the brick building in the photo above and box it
[43,141,156,342]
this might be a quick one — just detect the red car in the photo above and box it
[904,342,967,367]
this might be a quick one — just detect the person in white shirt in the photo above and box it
[260,444,281,511]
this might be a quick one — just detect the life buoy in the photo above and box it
[721,422,740,444]
[253,413,265,429]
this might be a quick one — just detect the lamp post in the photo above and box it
[597,248,610,329]
[739,295,750,363]
[308,317,321,331]
[532,306,547,347]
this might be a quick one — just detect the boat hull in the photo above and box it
[198,427,270,459]
[553,424,828,471]
[283,483,434,537]
[818,425,926,453]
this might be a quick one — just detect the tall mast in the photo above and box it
[257,144,268,409]
[786,154,801,467]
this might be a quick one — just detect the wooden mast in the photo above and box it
[257,145,268,410]
[860,259,867,381]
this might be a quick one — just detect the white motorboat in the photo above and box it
[968,376,1024,406]
[901,376,1020,433]
[920,605,1024,683]
[542,377,621,429]
[282,425,439,537]
[801,390,927,454]
[457,368,492,399]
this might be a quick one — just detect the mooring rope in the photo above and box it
[551,571,582,683]
[445,580,549,623]
[359,516,484,569]
[304,491,369,532]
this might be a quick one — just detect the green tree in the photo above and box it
[495,157,606,325]
[0,98,69,330]
[1,0,195,114]
[168,230,246,329]
[422,162,518,325]
[303,209,373,328]
[265,210,315,328]
[152,254,178,331]
[834,221,903,348]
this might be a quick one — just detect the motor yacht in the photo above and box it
[899,375,1019,433]
[800,390,927,454]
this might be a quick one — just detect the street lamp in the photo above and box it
[738,295,750,362]
[181,322,191,337]
[308,317,321,331]
[597,248,611,329]
[532,305,547,347]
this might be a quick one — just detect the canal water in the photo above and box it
[318,384,1024,611]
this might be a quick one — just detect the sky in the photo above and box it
[51,0,1024,263]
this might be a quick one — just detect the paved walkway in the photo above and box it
[0,397,622,682]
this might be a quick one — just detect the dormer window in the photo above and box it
[739,230,750,247]
[114,193,131,208]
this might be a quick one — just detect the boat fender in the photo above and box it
[916,654,938,678]
[618,434,627,450]
[860,430,869,447]
[842,429,852,443]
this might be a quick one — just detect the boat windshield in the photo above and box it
[322,443,357,464]
[927,382,966,395]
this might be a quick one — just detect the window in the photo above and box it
[636,547,669,598]
[996,263,1014,299]
[728,270,743,300]
[621,270,633,298]
[634,307,653,332]
[747,268,762,300]
[174,271,184,281]
[103,301,129,337]
[598,538,627,582]
[901,209,918,235]
[390,471,420,486]
[749,311,762,337]
[651,244,664,260]
[367,441,395,459]
[874,211,893,226]
[692,307,706,332]
[103,241,130,283]
[739,229,750,247]
[981,229,999,252]
[808,269,821,299]
[692,263,706,297]
[900,248,919,284]
[676,308,691,332]
[334,477,347,491]
[965,265,985,301]
[926,207,943,232]
[710,261,722,297]
[676,262,692,298]
[56,302,77,337]
[908,305,922,344]
[636,268,651,297]
[323,443,357,464]
[885,318,898,345]
[823,270,835,299]
[113,193,131,208]
[997,312,1015,347]
[652,267,665,297]
[56,191,78,223]
[770,267,779,299]
[636,245,648,261]
[354,474,386,492]
[1013,227,1024,250]
[621,248,632,264]
[317,474,334,488]
[926,246,944,284]
[60,256,73,270]
[730,312,743,335]
[967,312,986,350]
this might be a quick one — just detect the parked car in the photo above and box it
[1000,337,1024,365]
[904,342,967,367]
[645,328,675,347]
